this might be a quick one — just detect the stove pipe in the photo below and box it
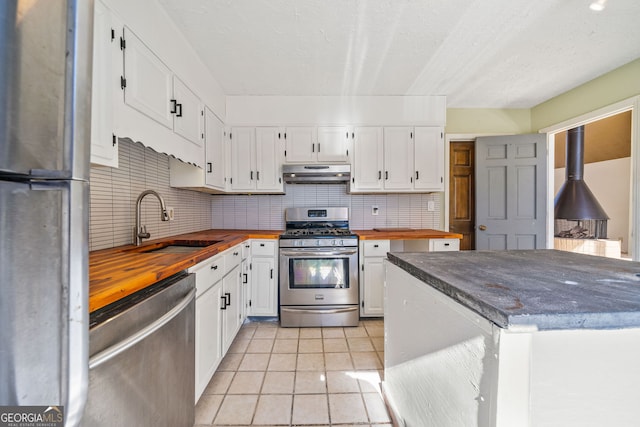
[554,126,609,221]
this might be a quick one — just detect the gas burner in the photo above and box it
[282,228,354,237]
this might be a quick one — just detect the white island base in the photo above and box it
[384,262,640,427]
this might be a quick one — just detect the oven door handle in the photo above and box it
[281,306,359,315]
[279,249,357,257]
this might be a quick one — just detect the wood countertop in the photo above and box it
[89,229,281,313]
[354,229,463,240]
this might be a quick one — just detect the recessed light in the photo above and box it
[590,0,607,11]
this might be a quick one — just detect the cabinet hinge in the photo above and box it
[110,28,115,41]
[120,76,126,89]
[119,36,126,50]
[112,134,117,147]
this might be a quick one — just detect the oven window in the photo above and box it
[289,258,349,289]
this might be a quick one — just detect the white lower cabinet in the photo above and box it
[359,240,390,317]
[248,240,278,316]
[359,238,460,317]
[191,244,244,403]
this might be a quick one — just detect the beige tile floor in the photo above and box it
[194,319,392,427]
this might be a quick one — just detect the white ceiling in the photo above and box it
[157,0,640,108]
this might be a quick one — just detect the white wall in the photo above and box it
[554,157,631,253]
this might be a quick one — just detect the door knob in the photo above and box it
[478,225,487,231]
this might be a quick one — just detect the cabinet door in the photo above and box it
[352,127,384,191]
[172,76,203,154]
[204,107,225,189]
[90,0,121,167]
[195,282,222,401]
[255,127,283,191]
[230,127,256,191]
[284,127,316,163]
[383,127,414,190]
[362,257,385,316]
[317,127,349,162]
[222,265,242,354]
[414,127,444,191]
[122,27,173,130]
[249,257,277,316]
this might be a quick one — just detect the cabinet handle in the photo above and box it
[318,143,320,152]
[234,251,239,256]
[170,99,177,114]
[260,243,265,247]
[416,171,419,180]
[352,132,354,138]
[312,143,315,153]
[346,132,348,138]
[385,171,389,180]
[378,171,381,180]
[250,171,253,180]
[278,132,281,139]
[256,171,260,180]
[243,273,248,284]
[176,103,183,117]
[374,244,379,248]
[270,269,273,279]
[220,296,227,310]
[207,162,212,173]
[225,292,231,306]
[211,264,218,270]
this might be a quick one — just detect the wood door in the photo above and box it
[449,141,475,250]
[475,134,547,250]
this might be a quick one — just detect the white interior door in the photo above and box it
[476,134,547,250]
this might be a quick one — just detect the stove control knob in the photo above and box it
[331,240,337,246]
[316,240,321,246]
[339,240,344,246]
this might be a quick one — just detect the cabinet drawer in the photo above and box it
[429,239,460,252]
[224,244,242,270]
[190,254,225,298]
[251,240,275,256]
[363,240,390,257]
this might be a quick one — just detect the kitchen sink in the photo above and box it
[133,239,222,254]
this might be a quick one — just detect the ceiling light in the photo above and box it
[590,0,607,11]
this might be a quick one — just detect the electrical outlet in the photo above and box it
[372,205,379,216]
[427,201,435,212]
[167,207,175,221]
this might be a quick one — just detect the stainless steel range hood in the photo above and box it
[282,164,351,184]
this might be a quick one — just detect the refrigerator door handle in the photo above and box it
[88,289,196,370]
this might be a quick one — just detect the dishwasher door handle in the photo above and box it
[89,288,196,370]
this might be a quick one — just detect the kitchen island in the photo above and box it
[384,250,640,427]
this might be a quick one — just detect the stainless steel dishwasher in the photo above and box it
[83,272,195,427]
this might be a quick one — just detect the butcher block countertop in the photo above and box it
[387,249,640,330]
[355,228,462,240]
[89,229,280,313]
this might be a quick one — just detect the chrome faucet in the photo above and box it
[134,190,169,246]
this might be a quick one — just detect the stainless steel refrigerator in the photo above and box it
[0,1,93,426]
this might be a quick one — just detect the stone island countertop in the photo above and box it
[386,249,640,330]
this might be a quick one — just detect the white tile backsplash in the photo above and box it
[89,140,213,251]
[210,184,443,230]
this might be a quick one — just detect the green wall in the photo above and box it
[445,58,640,135]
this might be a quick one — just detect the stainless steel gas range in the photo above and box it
[279,207,359,327]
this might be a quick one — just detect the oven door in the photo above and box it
[279,247,359,306]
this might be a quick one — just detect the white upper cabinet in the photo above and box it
[383,127,414,190]
[122,26,173,130]
[255,127,283,191]
[90,0,122,167]
[229,127,283,193]
[204,107,226,190]
[283,126,349,164]
[283,127,316,163]
[117,26,204,167]
[172,76,203,150]
[350,126,444,193]
[316,127,350,162]
[351,127,384,191]
[414,127,445,191]
[229,127,256,191]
